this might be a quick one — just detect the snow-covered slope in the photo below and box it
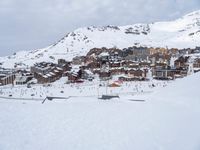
[1,10,200,68]
[151,73,200,103]
[0,74,199,150]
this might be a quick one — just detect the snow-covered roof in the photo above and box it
[99,52,109,57]
[46,74,52,77]
[56,67,63,71]
[54,70,59,73]
[49,72,56,76]
[15,76,29,82]
[43,75,48,78]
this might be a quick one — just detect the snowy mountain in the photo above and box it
[1,10,200,68]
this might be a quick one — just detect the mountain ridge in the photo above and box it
[1,10,200,68]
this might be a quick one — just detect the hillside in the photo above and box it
[1,10,200,68]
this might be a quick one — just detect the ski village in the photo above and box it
[0,45,200,100]
[0,9,200,150]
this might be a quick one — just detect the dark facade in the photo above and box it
[0,74,16,85]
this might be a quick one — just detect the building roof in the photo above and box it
[49,72,56,76]
[43,75,48,78]
[56,67,63,71]
[46,74,52,77]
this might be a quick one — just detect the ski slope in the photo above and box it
[0,73,199,150]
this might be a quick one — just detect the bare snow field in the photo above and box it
[0,73,199,150]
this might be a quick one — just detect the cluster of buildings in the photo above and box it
[75,46,200,81]
[0,46,200,86]
[30,59,71,84]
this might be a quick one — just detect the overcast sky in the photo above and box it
[0,0,200,56]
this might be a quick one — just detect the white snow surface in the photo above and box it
[1,10,200,68]
[0,73,199,150]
